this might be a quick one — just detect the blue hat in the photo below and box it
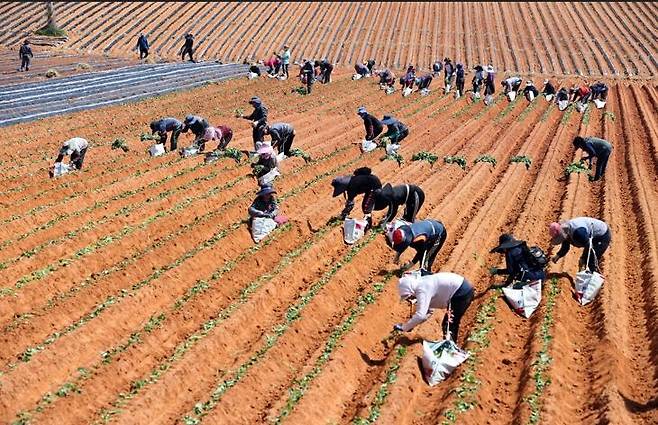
[357,106,367,115]
[381,115,396,125]
[249,96,262,106]
[256,185,276,197]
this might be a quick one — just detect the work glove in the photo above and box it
[393,324,404,332]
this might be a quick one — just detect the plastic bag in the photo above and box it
[361,139,378,153]
[575,101,588,113]
[484,94,494,105]
[502,280,542,318]
[558,100,569,111]
[385,86,395,95]
[420,88,430,96]
[507,91,517,102]
[251,217,277,243]
[593,99,606,109]
[257,167,280,187]
[247,72,259,80]
[385,143,400,155]
[575,270,604,305]
[343,218,367,244]
[402,87,413,97]
[545,94,554,102]
[421,339,470,386]
[51,162,72,178]
[352,73,363,80]
[149,143,165,157]
[527,92,535,102]
[180,146,200,158]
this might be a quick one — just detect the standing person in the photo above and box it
[380,115,409,145]
[489,233,546,287]
[455,63,465,98]
[573,136,613,181]
[394,272,474,342]
[200,125,233,152]
[386,219,448,273]
[55,137,89,170]
[264,122,295,157]
[240,96,268,147]
[331,167,382,225]
[443,58,455,92]
[319,59,333,83]
[19,39,33,71]
[300,59,314,94]
[472,65,484,96]
[484,65,496,97]
[549,217,611,273]
[180,33,195,62]
[136,33,149,59]
[182,114,209,147]
[373,183,425,226]
[357,106,383,142]
[149,117,183,151]
[279,45,291,79]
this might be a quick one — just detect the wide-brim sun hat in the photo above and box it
[381,115,396,125]
[331,175,351,197]
[490,233,524,253]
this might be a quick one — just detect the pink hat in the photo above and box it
[549,222,564,244]
[257,146,274,158]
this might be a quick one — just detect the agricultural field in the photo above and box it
[0,69,656,424]
[0,2,656,78]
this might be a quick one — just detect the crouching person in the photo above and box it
[201,125,233,152]
[248,185,286,243]
[394,272,475,342]
[489,233,546,288]
[387,219,447,274]
[55,137,89,170]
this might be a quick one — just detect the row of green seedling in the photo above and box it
[523,278,560,425]
[15,224,296,424]
[274,271,397,423]
[8,146,359,370]
[179,231,381,425]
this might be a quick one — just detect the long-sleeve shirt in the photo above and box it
[248,197,279,218]
[137,35,149,50]
[361,113,383,141]
[59,137,89,155]
[345,173,382,202]
[401,219,445,264]
[495,245,546,283]
[280,49,291,65]
[244,104,268,127]
[151,117,182,133]
[268,122,295,145]
[556,89,569,101]
[455,68,465,83]
[523,85,539,96]
[555,217,609,258]
[19,44,33,58]
[444,63,454,77]
[355,63,368,75]
[373,184,423,223]
[183,36,193,50]
[384,119,408,139]
[182,115,209,136]
[543,82,556,95]
[399,272,465,331]
[579,137,613,165]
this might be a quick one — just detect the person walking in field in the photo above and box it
[357,106,383,142]
[455,63,465,98]
[279,45,291,79]
[549,217,611,273]
[331,167,382,226]
[489,233,546,287]
[199,125,233,152]
[239,96,268,146]
[264,122,295,158]
[373,183,425,226]
[19,39,33,71]
[573,136,613,181]
[149,117,183,151]
[55,137,89,170]
[380,115,409,145]
[386,219,448,274]
[394,272,474,342]
[136,33,149,59]
[180,33,195,62]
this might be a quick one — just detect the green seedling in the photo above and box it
[111,138,129,152]
[289,148,312,163]
[603,111,615,122]
[292,87,308,95]
[444,155,467,170]
[380,153,403,167]
[564,161,590,176]
[509,155,532,169]
[411,151,438,166]
[233,108,244,118]
[140,132,160,142]
[473,154,496,168]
